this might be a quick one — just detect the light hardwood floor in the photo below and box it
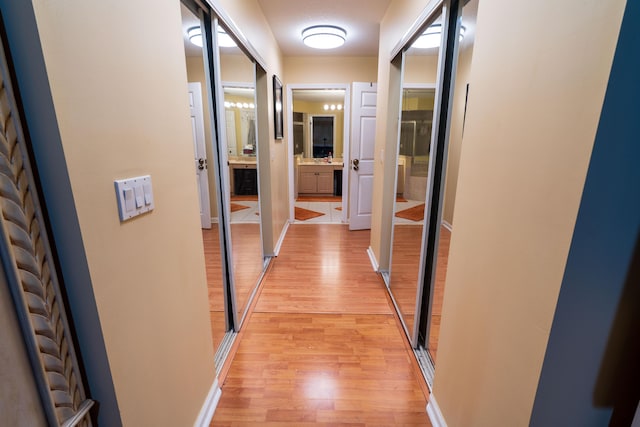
[211,224,431,426]
[388,225,451,363]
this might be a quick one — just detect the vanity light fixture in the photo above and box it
[188,26,237,48]
[323,104,343,111]
[302,25,347,49]
[412,23,466,49]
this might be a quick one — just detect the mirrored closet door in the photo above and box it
[386,0,477,382]
[180,0,271,370]
[212,18,270,330]
[180,0,228,361]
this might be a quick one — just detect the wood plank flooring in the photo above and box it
[212,224,431,426]
[388,225,451,363]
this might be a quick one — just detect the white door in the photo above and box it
[349,82,377,230]
[188,82,212,229]
[225,110,237,156]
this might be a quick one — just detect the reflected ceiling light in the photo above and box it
[412,23,466,49]
[188,26,237,48]
[302,25,346,49]
[188,26,203,47]
[218,27,237,48]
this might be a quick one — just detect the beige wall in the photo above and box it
[442,43,474,225]
[292,99,345,158]
[220,52,255,82]
[371,0,433,270]
[404,53,439,84]
[32,0,216,425]
[433,1,626,426]
[285,56,378,84]
[218,0,287,247]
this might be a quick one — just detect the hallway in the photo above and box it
[211,224,431,425]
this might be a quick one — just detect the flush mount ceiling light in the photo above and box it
[302,25,347,49]
[412,23,466,49]
[188,26,203,47]
[218,27,237,48]
[188,26,237,48]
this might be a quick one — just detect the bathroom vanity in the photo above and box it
[228,157,257,195]
[297,161,343,196]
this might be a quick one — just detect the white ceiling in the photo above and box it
[256,0,391,56]
[181,0,477,59]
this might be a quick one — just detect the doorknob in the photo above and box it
[352,158,359,171]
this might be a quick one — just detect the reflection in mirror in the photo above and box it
[425,0,477,363]
[291,89,345,161]
[218,25,265,328]
[389,87,436,341]
[291,89,345,221]
[180,3,225,354]
[388,10,441,346]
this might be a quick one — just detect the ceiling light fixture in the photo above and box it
[218,27,237,48]
[188,26,203,47]
[302,25,346,50]
[188,26,237,48]
[412,23,466,49]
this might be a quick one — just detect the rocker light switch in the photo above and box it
[143,183,153,205]
[134,185,144,208]
[114,175,154,221]
[123,188,135,212]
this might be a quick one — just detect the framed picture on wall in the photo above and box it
[273,75,284,140]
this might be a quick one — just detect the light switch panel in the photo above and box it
[114,175,154,221]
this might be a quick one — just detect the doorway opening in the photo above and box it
[287,86,349,225]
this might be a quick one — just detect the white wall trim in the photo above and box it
[441,220,452,232]
[426,395,447,427]
[193,378,222,427]
[274,220,289,256]
[211,217,219,224]
[366,246,379,272]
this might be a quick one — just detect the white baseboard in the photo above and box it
[366,246,379,272]
[274,221,289,256]
[426,395,447,427]
[441,220,452,232]
[194,378,222,427]
[211,217,219,224]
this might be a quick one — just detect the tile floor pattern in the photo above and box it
[229,200,260,223]
[294,201,343,224]
[229,199,424,224]
[393,199,426,224]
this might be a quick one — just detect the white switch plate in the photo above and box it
[114,175,154,221]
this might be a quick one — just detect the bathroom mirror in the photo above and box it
[291,89,345,160]
[217,21,265,329]
[388,14,441,345]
